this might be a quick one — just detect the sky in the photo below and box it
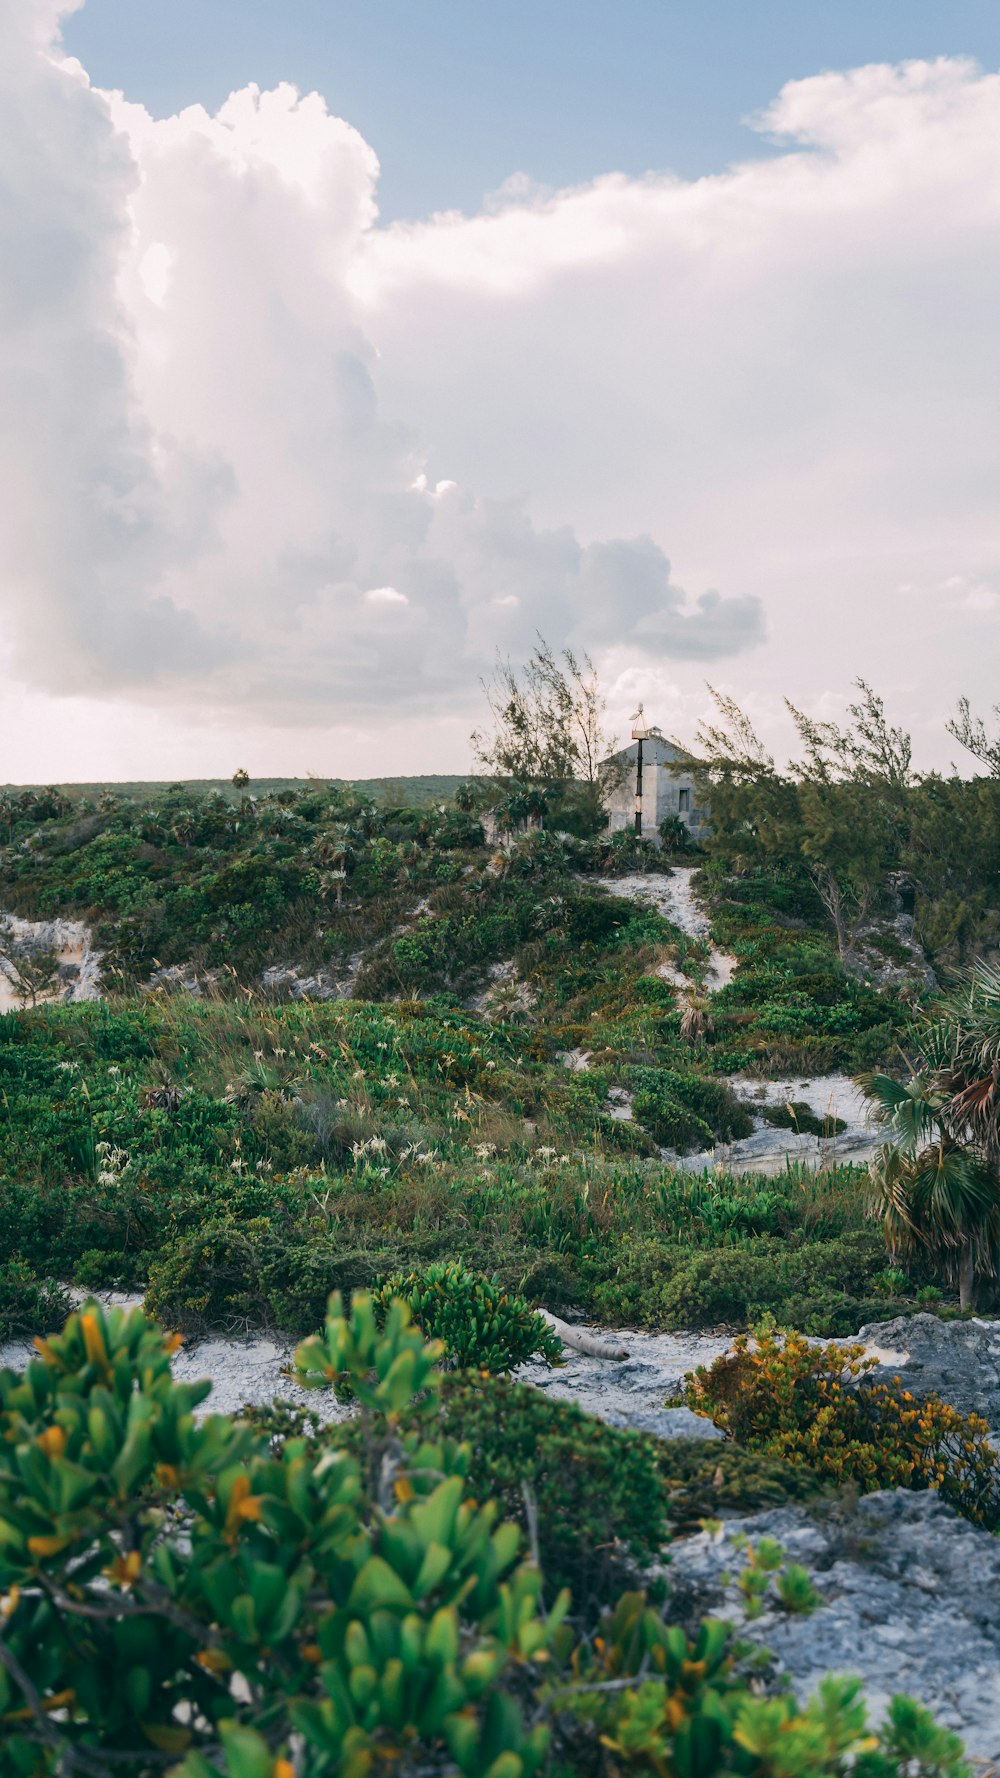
[1,0,999,781]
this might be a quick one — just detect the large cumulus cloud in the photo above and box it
[0,2,765,722]
[4,7,999,773]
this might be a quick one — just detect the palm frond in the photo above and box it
[857,1071,943,1154]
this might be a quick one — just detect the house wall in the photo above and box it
[603,736,709,845]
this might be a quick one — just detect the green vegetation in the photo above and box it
[370,1262,564,1372]
[248,1376,826,1612]
[4,662,1000,1768]
[864,961,1000,1307]
[0,1292,971,1777]
[1,687,995,1339]
[0,993,923,1335]
[683,1327,1000,1528]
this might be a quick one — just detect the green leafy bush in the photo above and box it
[591,1231,900,1334]
[0,1259,69,1343]
[629,1067,754,1153]
[434,1374,667,1610]
[372,1261,564,1372]
[760,1100,847,1138]
[0,1293,971,1778]
[0,1293,562,1777]
[654,1436,824,1533]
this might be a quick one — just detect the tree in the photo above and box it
[785,683,911,959]
[0,924,61,1009]
[669,687,801,875]
[676,682,911,960]
[472,639,618,788]
[947,696,1000,777]
[862,962,1000,1307]
[231,767,251,790]
[471,639,622,836]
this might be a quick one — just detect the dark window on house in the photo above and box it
[678,787,691,813]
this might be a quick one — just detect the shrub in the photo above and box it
[256,1375,674,1615]
[246,1396,826,1606]
[654,1436,824,1533]
[0,1294,971,1777]
[760,1100,847,1138]
[143,1216,293,1331]
[683,1327,1000,1528]
[142,1218,420,1334]
[649,1231,894,1335]
[590,1231,896,1335]
[551,1599,966,1778]
[0,1259,69,1343]
[0,1292,562,1777]
[629,1066,753,1153]
[373,1260,564,1372]
[435,1374,668,1611]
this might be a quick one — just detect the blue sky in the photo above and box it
[64,0,1000,220]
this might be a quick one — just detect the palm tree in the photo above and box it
[937,961,1000,1167]
[861,963,1000,1308]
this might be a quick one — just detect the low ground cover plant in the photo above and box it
[0,1293,970,1777]
[682,1328,1000,1528]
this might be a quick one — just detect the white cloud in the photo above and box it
[365,586,409,605]
[0,7,997,773]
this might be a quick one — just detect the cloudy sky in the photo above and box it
[2,0,999,780]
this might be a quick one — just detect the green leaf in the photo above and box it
[348,1555,415,1614]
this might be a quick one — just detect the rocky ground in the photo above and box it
[518,1325,730,1439]
[667,1489,1000,1761]
[4,1302,1000,1749]
[594,870,883,1172]
[598,865,736,990]
[0,912,102,1012]
[860,1310,1000,1441]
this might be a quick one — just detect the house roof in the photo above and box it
[601,733,691,766]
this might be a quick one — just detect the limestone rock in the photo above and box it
[667,1488,1000,1758]
[858,1310,1000,1436]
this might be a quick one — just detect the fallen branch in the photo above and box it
[540,1311,630,1362]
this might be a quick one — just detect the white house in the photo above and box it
[601,709,709,846]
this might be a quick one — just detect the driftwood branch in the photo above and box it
[540,1311,630,1362]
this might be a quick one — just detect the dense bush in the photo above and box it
[629,1066,754,1152]
[0,1293,970,1777]
[760,1100,847,1138]
[372,1261,564,1372]
[257,1374,674,1615]
[683,1327,1000,1528]
[0,1259,69,1342]
[590,1230,901,1335]
[655,1435,824,1533]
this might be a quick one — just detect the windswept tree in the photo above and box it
[677,681,911,960]
[670,687,801,872]
[947,696,1000,777]
[471,639,621,835]
[784,683,912,959]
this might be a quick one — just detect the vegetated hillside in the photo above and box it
[0,773,469,806]
[2,776,998,1771]
[0,774,966,1349]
